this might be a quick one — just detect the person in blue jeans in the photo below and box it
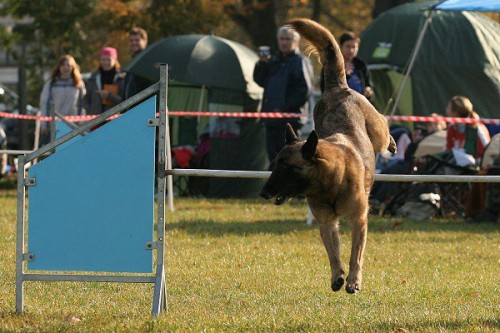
[253,25,313,163]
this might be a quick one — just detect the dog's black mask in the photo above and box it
[259,124,317,205]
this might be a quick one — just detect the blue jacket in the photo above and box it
[253,51,311,127]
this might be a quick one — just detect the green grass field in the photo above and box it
[0,185,498,332]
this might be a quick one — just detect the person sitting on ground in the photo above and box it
[371,120,447,213]
[445,95,490,164]
[427,112,447,133]
[404,114,447,164]
[467,155,500,224]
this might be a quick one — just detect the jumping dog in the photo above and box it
[260,18,396,293]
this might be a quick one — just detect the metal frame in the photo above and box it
[15,65,169,317]
[15,62,500,317]
[165,168,500,183]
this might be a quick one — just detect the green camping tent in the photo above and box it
[358,1,500,119]
[167,83,267,198]
[125,34,268,198]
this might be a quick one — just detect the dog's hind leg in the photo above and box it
[346,213,368,294]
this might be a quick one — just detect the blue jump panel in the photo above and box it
[28,97,156,273]
[56,121,73,138]
[56,121,81,151]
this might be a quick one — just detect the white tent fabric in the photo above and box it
[434,0,500,12]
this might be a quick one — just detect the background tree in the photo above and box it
[0,0,146,104]
[223,0,280,50]
[222,0,376,54]
[82,0,143,68]
[0,0,419,106]
[372,0,413,18]
[1,0,96,105]
[144,0,226,42]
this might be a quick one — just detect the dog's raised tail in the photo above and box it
[287,18,347,90]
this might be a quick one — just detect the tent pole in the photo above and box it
[389,10,433,118]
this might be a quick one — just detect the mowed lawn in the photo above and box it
[0,185,498,332]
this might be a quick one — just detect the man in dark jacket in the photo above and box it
[123,27,153,100]
[253,26,312,162]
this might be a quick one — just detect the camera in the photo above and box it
[258,46,270,57]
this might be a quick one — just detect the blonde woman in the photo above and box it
[39,55,86,140]
[445,95,490,160]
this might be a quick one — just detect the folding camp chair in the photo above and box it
[413,130,446,160]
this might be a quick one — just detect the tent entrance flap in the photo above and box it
[371,69,413,119]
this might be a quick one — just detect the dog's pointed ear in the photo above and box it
[285,123,299,145]
[301,130,318,160]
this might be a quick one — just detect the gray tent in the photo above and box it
[358,1,500,118]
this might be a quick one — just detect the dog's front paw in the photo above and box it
[331,277,345,292]
[346,273,362,294]
[345,282,361,294]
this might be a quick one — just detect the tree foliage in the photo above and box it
[144,0,226,41]
[0,0,412,105]
[1,0,97,104]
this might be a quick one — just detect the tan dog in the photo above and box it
[260,18,396,293]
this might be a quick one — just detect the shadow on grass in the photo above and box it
[0,178,16,190]
[368,216,499,234]
[375,318,499,332]
[166,218,312,236]
[166,216,499,237]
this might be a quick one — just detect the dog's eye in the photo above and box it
[280,163,289,170]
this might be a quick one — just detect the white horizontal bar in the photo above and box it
[22,273,155,283]
[0,150,33,155]
[167,168,270,179]
[375,174,500,183]
[166,168,500,183]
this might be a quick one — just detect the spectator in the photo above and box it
[376,125,412,171]
[85,47,124,115]
[39,54,86,142]
[468,148,500,223]
[427,112,447,133]
[390,124,412,163]
[123,27,152,99]
[371,120,447,213]
[320,31,373,101]
[0,127,7,177]
[397,115,447,166]
[445,95,490,162]
[253,25,313,162]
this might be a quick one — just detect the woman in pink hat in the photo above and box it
[84,47,124,115]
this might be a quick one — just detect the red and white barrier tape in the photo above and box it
[0,111,116,122]
[387,115,500,125]
[0,110,499,124]
[168,111,302,118]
